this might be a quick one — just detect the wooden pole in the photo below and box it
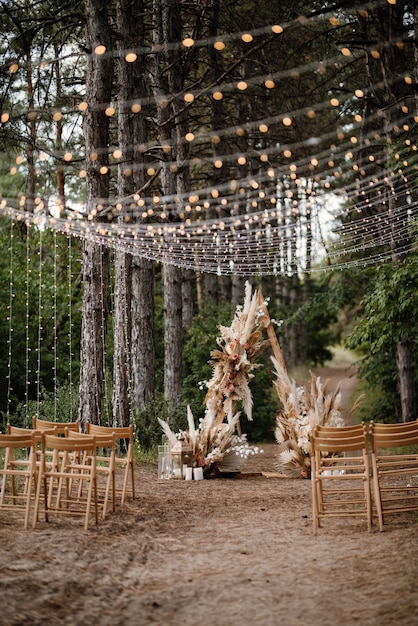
[257,289,288,373]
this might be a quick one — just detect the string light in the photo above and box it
[25,225,31,422]
[0,6,416,279]
[6,221,14,420]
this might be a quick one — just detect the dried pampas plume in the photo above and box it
[272,356,364,478]
[204,281,270,426]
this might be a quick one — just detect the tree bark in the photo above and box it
[150,0,184,407]
[112,250,132,427]
[78,0,113,427]
[182,269,195,331]
[131,256,156,410]
[396,338,416,422]
[113,0,156,423]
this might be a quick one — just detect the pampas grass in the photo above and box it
[204,281,270,425]
[272,356,365,478]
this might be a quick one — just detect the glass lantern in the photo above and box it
[170,437,193,479]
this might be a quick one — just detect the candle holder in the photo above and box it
[170,437,193,479]
[157,444,170,480]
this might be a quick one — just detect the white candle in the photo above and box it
[185,467,193,481]
[193,467,204,480]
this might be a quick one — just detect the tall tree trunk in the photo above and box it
[113,251,132,427]
[131,257,156,409]
[78,0,113,428]
[182,269,195,330]
[151,0,183,407]
[396,338,416,423]
[25,46,36,212]
[113,0,155,424]
[163,264,183,404]
[203,0,225,306]
[53,41,65,208]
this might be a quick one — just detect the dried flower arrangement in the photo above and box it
[272,356,364,478]
[159,282,269,476]
[204,281,270,425]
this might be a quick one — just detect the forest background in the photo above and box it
[0,0,417,450]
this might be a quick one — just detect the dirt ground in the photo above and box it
[1,365,418,626]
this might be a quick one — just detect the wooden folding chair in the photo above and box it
[85,423,135,506]
[0,432,37,529]
[70,430,116,520]
[369,420,418,531]
[34,432,98,530]
[310,423,372,534]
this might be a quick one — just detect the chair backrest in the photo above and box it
[86,423,133,439]
[312,423,368,454]
[7,423,56,443]
[32,416,80,435]
[0,431,35,451]
[7,424,31,435]
[369,420,418,451]
[85,423,133,453]
[42,431,96,454]
[70,428,117,449]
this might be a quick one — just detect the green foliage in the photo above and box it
[3,381,79,433]
[348,258,418,349]
[346,255,418,422]
[242,353,278,442]
[132,392,202,452]
[355,374,400,425]
[182,302,235,415]
[271,278,339,366]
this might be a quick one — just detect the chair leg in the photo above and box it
[372,464,384,532]
[24,454,37,530]
[33,455,46,528]
[130,454,135,500]
[112,470,116,513]
[121,461,129,507]
[93,477,98,526]
[311,470,319,535]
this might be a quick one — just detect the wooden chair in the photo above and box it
[0,432,38,529]
[33,432,98,530]
[70,430,116,520]
[369,420,418,531]
[310,423,372,534]
[85,423,135,506]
